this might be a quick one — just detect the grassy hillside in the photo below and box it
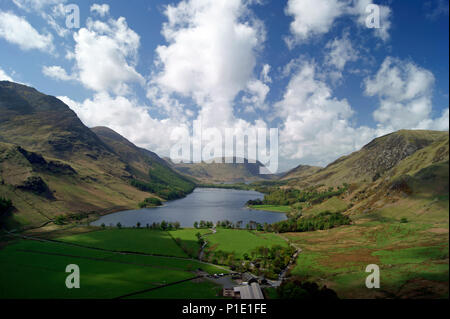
[255,129,449,298]
[285,130,448,187]
[0,82,193,229]
[0,233,225,299]
[92,126,195,200]
[281,164,322,181]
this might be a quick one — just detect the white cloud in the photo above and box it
[42,65,74,81]
[349,0,391,41]
[324,32,359,84]
[69,16,145,94]
[91,4,110,17]
[242,79,270,112]
[152,0,265,127]
[285,0,345,44]
[13,0,71,38]
[364,57,442,130]
[0,11,54,52]
[59,94,180,155]
[325,33,359,71]
[0,68,14,82]
[12,0,65,11]
[0,68,14,81]
[276,60,377,165]
[285,0,392,45]
[260,64,272,83]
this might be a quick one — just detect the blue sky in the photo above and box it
[0,0,449,172]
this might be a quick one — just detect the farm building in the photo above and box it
[233,283,264,299]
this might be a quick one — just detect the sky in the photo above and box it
[0,0,449,172]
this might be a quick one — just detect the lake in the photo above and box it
[91,188,287,228]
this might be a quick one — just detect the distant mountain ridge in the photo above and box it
[166,157,277,183]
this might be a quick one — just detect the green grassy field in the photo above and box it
[59,229,189,258]
[286,219,449,299]
[168,228,211,257]
[127,280,222,299]
[0,236,224,299]
[303,197,349,216]
[249,205,291,213]
[206,229,289,258]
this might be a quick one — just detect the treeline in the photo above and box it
[138,197,162,208]
[270,211,351,233]
[0,197,12,212]
[131,179,189,200]
[198,183,252,191]
[131,162,195,200]
[193,220,265,230]
[54,212,90,225]
[250,184,348,207]
[0,197,13,220]
[277,278,338,300]
[203,245,295,280]
[111,220,181,230]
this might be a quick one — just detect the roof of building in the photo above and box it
[234,283,264,299]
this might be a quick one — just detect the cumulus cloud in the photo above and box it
[69,16,145,94]
[0,68,14,82]
[260,64,272,83]
[324,32,359,83]
[42,65,75,81]
[285,0,392,45]
[0,11,54,52]
[349,0,392,41]
[285,0,345,44]
[242,79,270,112]
[325,33,359,71]
[59,94,179,155]
[276,60,377,165]
[91,4,110,17]
[364,57,448,130]
[151,0,265,127]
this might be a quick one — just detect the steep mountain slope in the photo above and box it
[0,81,193,229]
[264,130,448,299]
[91,126,195,197]
[0,81,111,161]
[281,164,322,181]
[91,127,173,180]
[286,130,448,187]
[167,158,276,183]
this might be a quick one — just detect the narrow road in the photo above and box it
[276,234,302,284]
[198,227,216,260]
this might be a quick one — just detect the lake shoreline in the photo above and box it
[91,188,287,228]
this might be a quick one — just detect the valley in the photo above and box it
[0,81,448,299]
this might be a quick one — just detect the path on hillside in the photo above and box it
[198,228,216,261]
[276,234,302,284]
